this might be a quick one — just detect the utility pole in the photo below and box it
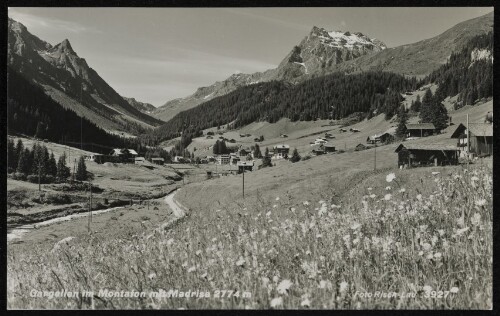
[73,158,76,183]
[374,143,377,171]
[242,166,245,198]
[38,160,42,192]
[466,114,470,157]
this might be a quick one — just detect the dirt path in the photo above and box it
[164,190,186,218]
[7,190,188,244]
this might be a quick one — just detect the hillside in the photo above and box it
[7,18,164,135]
[153,27,387,121]
[335,12,493,77]
[7,67,143,152]
[152,12,493,122]
[145,72,416,145]
[122,97,157,115]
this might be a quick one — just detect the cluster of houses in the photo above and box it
[395,120,493,168]
[84,148,165,165]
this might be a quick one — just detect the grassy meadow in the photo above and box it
[7,164,492,309]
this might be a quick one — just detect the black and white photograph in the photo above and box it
[5,4,494,310]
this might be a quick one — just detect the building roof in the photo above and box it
[273,144,290,149]
[469,123,493,137]
[151,157,164,161]
[395,143,459,153]
[128,149,138,155]
[405,123,436,130]
[450,123,493,138]
[237,161,254,166]
[135,157,145,160]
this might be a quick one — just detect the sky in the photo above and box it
[8,7,493,107]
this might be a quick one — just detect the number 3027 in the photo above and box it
[423,290,450,298]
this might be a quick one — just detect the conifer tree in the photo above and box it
[75,156,87,181]
[57,153,70,182]
[395,106,408,139]
[17,148,30,175]
[253,144,262,158]
[290,148,301,163]
[419,89,434,123]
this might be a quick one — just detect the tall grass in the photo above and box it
[8,166,492,309]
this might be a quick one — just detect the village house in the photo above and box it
[151,157,165,165]
[134,157,146,165]
[314,138,328,146]
[395,143,459,168]
[230,154,240,166]
[237,161,254,174]
[109,148,138,163]
[405,123,436,138]
[367,131,395,144]
[450,122,493,157]
[355,143,369,151]
[325,132,335,139]
[273,144,290,159]
[311,145,326,155]
[324,144,336,153]
[217,155,230,165]
[173,156,185,163]
[238,148,251,158]
[350,128,360,133]
[84,153,105,163]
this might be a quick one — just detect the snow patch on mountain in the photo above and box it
[470,48,493,65]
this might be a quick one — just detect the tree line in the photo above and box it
[143,71,417,146]
[7,138,88,183]
[7,67,146,154]
[421,32,493,109]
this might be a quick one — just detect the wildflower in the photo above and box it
[148,272,157,280]
[418,251,424,256]
[273,205,278,208]
[319,280,333,290]
[437,229,445,236]
[303,201,310,206]
[475,199,487,207]
[471,213,481,226]
[266,211,272,217]
[386,173,396,183]
[200,272,208,279]
[416,194,422,201]
[350,223,361,230]
[450,287,459,293]
[261,277,270,287]
[277,280,293,295]
[339,281,349,293]
[273,276,280,283]
[236,257,245,267]
[370,194,376,199]
[426,253,434,260]
[456,216,465,227]
[385,186,392,191]
[384,194,392,201]
[432,171,440,175]
[422,243,432,251]
[422,285,432,292]
[195,250,202,256]
[300,297,311,307]
[433,252,442,259]
[471,176,479,182]
[166,238,175,246]
[276,197,280,201]
[270,297,283,308]
[187,266,196,273]
[455,227,470,236]
[316,234,323,239]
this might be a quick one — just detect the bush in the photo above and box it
[301,155,312,161]
[12,172,27,181]
[26,174,56,184]
[43,193,71,205]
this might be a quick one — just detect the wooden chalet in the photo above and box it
[395,143,459,168]
[405,123,436,138]
[450,123,493,157]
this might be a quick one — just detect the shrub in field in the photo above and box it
[12,172,27,181]
[42,193,72,205]
[7,166,492,309]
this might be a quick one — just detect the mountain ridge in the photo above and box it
[8,18,164,136]
[153,12,493,122]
